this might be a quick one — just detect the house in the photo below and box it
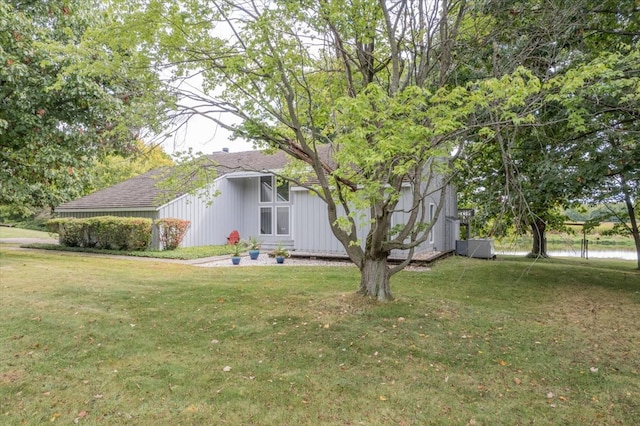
[55,149,460,256]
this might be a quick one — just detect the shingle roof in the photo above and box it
[55,149,294,212]
[206,149,290,174]
[55,168,174,211]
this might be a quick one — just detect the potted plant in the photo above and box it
[247,236,261,260]
[272,244,289,264]
[231,242,243,265]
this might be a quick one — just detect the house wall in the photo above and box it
[292,182,459,257]
[158,177,245,247]
[292,190,346,253]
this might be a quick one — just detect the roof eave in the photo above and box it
[55,207,160,213]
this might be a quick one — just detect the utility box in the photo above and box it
[455,240,468,256]
[467,239,496,259]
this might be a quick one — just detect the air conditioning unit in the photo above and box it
[466,239,496,259]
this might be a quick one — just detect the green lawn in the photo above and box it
[1,226,235,259]
[1,248,639,425]
[18,243,236,260]
[0,226,55,239]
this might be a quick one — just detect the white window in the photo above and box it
[260,207,272,235]
[259,176,290,236]
[260,176,273,202]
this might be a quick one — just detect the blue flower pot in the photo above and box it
[231,256,241,265]
[249,250,260,260]
[276,256,285,264]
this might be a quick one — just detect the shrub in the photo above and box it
[156,218,191,250]
[47,218,85,247]
[47,217,152,250]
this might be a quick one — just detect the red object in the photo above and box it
[227,230,240,245]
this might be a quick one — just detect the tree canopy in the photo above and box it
[0,0,171,210]
[456,0,639,262]
[104,0,560,299]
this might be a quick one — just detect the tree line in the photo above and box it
[1,0,638,298]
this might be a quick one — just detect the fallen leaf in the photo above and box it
[93,394,103,399]
[514,378,522,385]
[499,360,507,366]
[323,324,330,329]
[590,367,598,373]
[379,396,387,401]
[77,411,88,418]
[50,412,61,422]
[223,366,232,372]
[559,396,567,401]
[546,392,554,399]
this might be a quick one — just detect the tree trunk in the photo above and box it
[358,256,392,302]
[622,188,640,270]
[528,217,548,258]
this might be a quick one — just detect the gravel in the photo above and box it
[194,255,354,268]
[193,254,431,271]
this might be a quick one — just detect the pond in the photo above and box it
[497,249,637,261]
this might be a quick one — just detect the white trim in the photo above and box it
[55,207,158,213]
[290,186,309,192]
[225,171,269,179]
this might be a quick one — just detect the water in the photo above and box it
[497,250,637,261]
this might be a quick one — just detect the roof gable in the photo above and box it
[55,149,296,212]
[55,168,175,211]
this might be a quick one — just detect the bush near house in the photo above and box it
[155,218,191,250]
[47,217,152,250]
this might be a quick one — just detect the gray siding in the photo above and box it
[158,177,244,247]
[56,173,458,254]
[293,182,459,257]
[292,191,346,253]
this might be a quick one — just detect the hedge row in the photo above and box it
[47,217,152,251]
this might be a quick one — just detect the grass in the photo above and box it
[0,226,55,239]
[1,225,235,259]
[1,248,639,425]
[18,243,236,260]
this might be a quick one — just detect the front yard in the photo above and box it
[1,247,638,424]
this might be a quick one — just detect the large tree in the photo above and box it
[107,0,546,300]
[457,0,640,259]
[90,140,174,191]
[0,0,170,211]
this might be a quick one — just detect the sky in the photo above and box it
[155,72,255,156]
[159,112,254,156]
